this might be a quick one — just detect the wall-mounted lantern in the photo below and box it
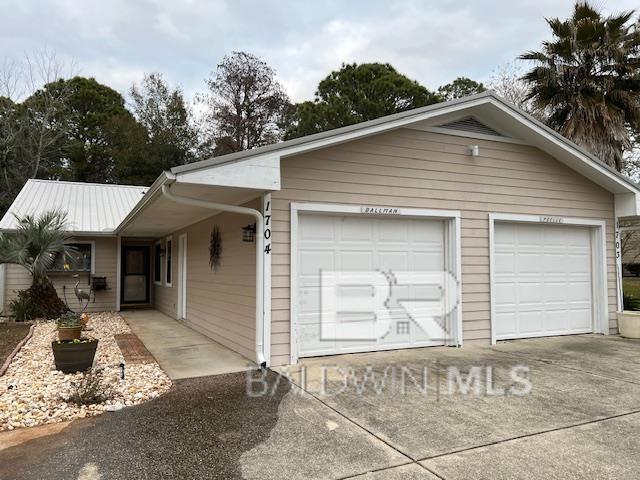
[242,223,257,243]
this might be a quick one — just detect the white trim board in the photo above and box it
[488,213,609,345]
[177,233,187,320]
[262,193,273,365]
[289,202,463,364]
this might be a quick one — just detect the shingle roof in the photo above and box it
[0,179,148,234]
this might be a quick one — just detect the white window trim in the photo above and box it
[488,213,609,345]
[165,235,173,287]
[153,240,163,286]
[177,233,187,319]
[289,202,463,365]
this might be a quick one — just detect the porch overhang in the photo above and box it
[116,171,276,238]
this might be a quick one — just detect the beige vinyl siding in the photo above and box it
[2,237,118,314]
[269,128,618,366]
[153,201,258,361]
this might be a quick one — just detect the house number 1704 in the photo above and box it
[264,199,272,254]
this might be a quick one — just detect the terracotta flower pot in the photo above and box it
[58,326,82,341]
[52,339,98,373]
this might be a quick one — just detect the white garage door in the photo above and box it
[297,213,447,357]
[493,222,593,340]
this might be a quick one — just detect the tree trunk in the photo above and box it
[29,277,69,319]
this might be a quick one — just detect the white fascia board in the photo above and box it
[176,154,281,190]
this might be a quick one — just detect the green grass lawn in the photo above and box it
[623,278,640,297]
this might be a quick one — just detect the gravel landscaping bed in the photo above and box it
[0,312,172,431]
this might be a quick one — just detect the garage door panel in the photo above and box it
[297,213,448,357]
[300,217,334,241]
[377,252,409,271]
[300,250,334,276]
[494,222,593,340]
[338,251,373,270]
[413,251,446,270]
[378,219,409,241]
[495,312,517,336]
[494,252,516,274]
[341,217,373,241]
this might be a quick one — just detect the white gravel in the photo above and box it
[0,312,172,431]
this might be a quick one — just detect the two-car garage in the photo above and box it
[290,205,609,361]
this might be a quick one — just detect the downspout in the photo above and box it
[161,178,267,368]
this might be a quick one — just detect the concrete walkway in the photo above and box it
[121,310,253,379]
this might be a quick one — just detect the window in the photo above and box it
[154,242,162,285]
[53,242,94,273]
[165,237,172,286]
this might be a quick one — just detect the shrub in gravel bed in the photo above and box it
[0,312,172,431]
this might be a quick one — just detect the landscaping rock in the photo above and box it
[0,312,172,431]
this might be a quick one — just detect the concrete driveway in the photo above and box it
[1,335,639,479]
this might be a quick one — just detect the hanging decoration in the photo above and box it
[209,225,222,270]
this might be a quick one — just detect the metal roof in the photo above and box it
[0,179,148,234]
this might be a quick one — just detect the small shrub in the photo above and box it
[623,291,640,311]
[9,289,44,322]
[57,311,82,328]
[65,368,113,406]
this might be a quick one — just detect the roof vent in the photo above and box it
[438,117,505,137]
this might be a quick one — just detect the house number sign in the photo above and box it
[360,206,402,215]
[263,196,272,254]
[539,216,564,224]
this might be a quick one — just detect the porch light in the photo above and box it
[242,223,257,243]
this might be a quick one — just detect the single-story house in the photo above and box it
[1,91,639,367]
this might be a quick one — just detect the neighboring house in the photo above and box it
[2,92,639,367]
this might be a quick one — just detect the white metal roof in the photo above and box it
[0,179,148,234]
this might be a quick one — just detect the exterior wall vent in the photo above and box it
[437,117,506,137]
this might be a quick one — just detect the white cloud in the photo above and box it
[1,0,639,103]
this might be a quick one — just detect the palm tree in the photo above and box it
[520,2,640,171]
[0,210,73,318]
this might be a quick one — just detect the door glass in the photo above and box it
[124,276,147,302]
[122,247,149,303]
[126,249,145,274]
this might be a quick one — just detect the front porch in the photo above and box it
[121,310,254,379]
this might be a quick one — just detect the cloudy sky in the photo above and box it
[2,0,638,102]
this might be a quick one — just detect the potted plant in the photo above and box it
[618,291,640,339]
[57,312,82,341]
[52,338,99,373]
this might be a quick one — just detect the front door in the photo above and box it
[121,246,150,304]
